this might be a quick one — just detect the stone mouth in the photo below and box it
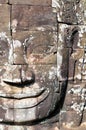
[0,88,50,109]
[0,87,46,99]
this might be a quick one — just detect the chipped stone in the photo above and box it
[58,24,86,49]
[53,0,86,25]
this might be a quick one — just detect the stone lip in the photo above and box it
[0,87,46,98]
[0,88,50,109]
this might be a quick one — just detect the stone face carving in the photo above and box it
[0,0,86,130]
[0,0,60,129]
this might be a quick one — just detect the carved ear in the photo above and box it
[70,27,79,49]
[64,27,79,48]
[53,76,60,93]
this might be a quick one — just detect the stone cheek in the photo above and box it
[12,31,57,65]
[0,38,9,65]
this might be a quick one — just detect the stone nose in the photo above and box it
[3,65,35,86]
[21,65,35,84]
[12,40,27,65]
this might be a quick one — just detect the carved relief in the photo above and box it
[0,0,86,130]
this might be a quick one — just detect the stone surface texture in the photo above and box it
[0,0,86,130]
[9,0,52,5]
[0,0,8,3]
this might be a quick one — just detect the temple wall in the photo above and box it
[0,0,86,130]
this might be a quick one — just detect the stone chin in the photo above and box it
[0,65,61,123]
[1,87,60,123]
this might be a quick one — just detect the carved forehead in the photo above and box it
[0,1,58,66]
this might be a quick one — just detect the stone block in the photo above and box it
[82,109,86,123]
[58,25,86,81]
[11,5,57,31]
[9,0,52,6]
[0,107,14,122]
[52,0,86,25]
[0,98,14,108]
[0,125,60,130]
[69,48,86,81]
[68,57,76,80]
[60,81,86,127]
[81,64,86,81]
[0,4,11,66]
[13,108,36,122]
[0,0,8,3]
[60,110,82,127]
[0,4,10,33]
[65,94,81,108]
